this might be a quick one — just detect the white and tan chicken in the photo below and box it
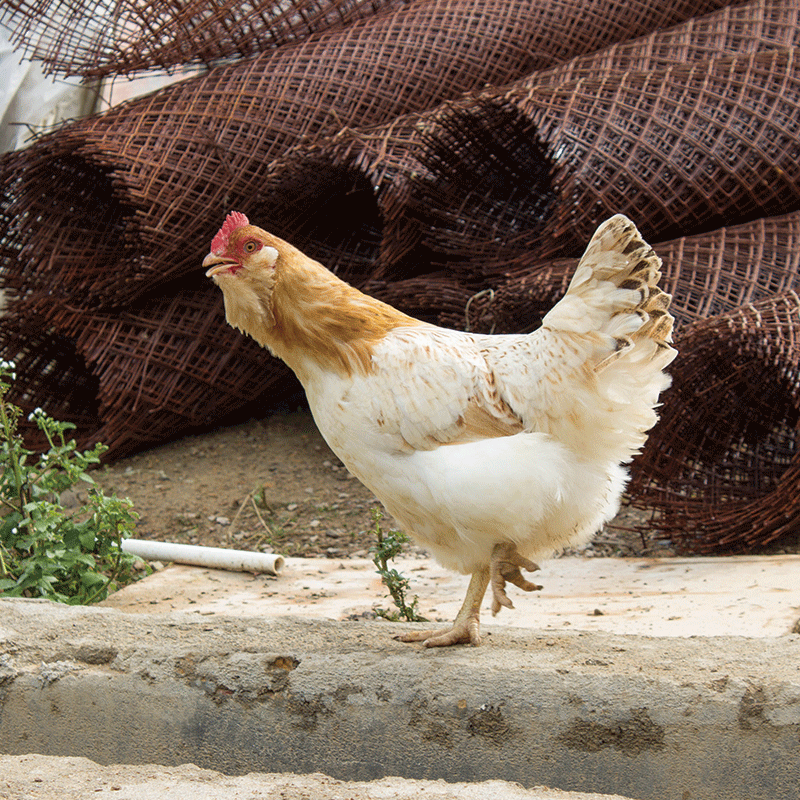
[204,212,676,647]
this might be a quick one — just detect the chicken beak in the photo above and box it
[203,253,237,277]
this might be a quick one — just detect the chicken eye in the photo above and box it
[243,240,258,254]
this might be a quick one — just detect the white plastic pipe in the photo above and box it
[122,539,284,575]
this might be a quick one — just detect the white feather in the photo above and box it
[299,215,675,581]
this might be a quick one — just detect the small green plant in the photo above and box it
[370,507,426,622]
[0,360,143,604]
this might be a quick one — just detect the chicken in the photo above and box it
[203,212,676,647]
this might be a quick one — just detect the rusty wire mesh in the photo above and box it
[2,0,800,551]
[398,46,800,278]
[0,0,403,77]
[3,0,712,313]
[0,0,750,78]
[260,0,800,280]
[378,209,800,341]
[628,292,800,553]
[1,286,293,457]
[458,211,800,333]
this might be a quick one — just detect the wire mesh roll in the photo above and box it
[628,292,800,553]
[0,0,749,78]
[0,0,404,77]
[261,0,800,283]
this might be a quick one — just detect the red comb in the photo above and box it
[211,211,250,254]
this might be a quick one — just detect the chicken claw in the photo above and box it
[395,567,489,647]
[490,542,542,615]
[395,616,481,647]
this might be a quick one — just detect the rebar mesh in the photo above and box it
[4,0,708,312]
[628,292,800,553]
[0,0,403,77]
[0,0,750,78]
[2,0,800,551]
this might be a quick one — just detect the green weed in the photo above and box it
[370,507,426,622]
[0,361,143,604]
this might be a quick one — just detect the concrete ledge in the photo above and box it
[1,598,799,800]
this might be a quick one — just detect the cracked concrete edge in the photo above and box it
[1,599,799,800]
[0,754,640,800]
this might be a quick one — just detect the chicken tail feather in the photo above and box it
[543,214,676,371]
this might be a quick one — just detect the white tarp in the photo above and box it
[0,26,97,153]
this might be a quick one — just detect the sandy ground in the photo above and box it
[0,755,640,800]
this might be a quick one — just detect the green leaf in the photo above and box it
[78,529,96,550]
[63,528,80,550]
[80,571,106,588]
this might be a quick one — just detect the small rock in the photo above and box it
[287,503,298,511]
[309,519,320,528]
[38,661,78,687]
[215,516,230,525]
[59,489,79,509]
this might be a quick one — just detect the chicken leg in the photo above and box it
[489,542,542,615]
[395,542,543,647]
[395,566,490,647]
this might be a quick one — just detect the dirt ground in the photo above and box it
[92,410,674,563]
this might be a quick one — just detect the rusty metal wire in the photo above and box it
[2,0,800,554]
[628,292,800,553]
[657,212,800,325]
[1,0,749,78]
[0,0,405,77]
[456,210,800,332]
[0,284,292,457]
[261,0,800,280]
[400,46,800,277]
[3,0,700,313]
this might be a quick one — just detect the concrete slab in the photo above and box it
[101,554,800,638]
[1,600,799,800]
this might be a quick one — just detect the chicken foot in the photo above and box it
[395,566,490,647]
[490,542,542,615]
